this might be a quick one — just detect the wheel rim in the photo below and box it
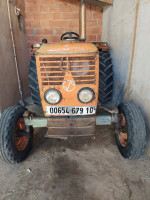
[15,118,29,151]
[118,113,128,147]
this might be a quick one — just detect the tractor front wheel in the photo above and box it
[115,101,146,159]
[0,106,33,164]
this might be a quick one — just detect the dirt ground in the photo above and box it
[0,126,150,200]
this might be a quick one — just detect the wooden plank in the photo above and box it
[84,0,113,7]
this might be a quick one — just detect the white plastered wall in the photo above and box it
[102,0,150,155]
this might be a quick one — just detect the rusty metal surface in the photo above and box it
[36,41,98,55]
[46,116,96,138]
[79,2,86,41]
[84,0,113,7]
[45,127,95,138]
[93,42,109,51]
[47,116,96,128]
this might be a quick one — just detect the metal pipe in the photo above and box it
[7,0,23,102]
[79,0,86,41]
[24,114,118,128]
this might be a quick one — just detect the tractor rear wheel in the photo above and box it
[29,54,41,105]
[0,106,33,164]
[99,51,113,105]
[115,101,146,159]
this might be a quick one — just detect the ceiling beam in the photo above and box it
[84,0,113,7]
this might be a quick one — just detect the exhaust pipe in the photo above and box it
[79,0,86,41]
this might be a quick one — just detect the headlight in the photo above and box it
[44,89,62,105]
[78,88,95,104]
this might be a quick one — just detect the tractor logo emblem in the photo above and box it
[63,80,75,92]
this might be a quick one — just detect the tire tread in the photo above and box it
[29,54,41,105]
[99,51,113,105]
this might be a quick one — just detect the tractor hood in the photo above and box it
[36,41,98,55]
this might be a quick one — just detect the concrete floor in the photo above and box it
[0,126,150,200]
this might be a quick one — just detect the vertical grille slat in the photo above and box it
[39,55,96,86]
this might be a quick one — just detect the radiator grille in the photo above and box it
[39,55,96,86]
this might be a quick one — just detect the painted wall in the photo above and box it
[0,0,29,113]
[102,0,150,154]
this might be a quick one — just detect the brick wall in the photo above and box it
[24,0,103,55]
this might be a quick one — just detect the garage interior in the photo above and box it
[0,0,150,199]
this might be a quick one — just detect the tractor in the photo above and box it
[0,2,146,164]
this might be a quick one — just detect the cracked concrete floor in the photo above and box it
[0,126,150,200]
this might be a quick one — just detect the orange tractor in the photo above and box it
[0,2,146,164]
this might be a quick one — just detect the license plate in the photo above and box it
[46,106,97,116]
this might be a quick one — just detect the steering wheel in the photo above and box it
[61,32,79,41]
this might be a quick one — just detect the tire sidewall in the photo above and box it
[2,106,33,163]
[115,103,133,159]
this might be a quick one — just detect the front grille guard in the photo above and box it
[39,55,96,86]
[59,57,71,71]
